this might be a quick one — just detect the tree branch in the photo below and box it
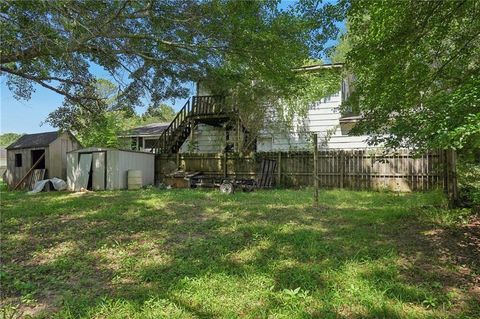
[0,66,102,105]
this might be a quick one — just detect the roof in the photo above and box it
[67,147,155,155]
[120,122,170,137]
[6,131,60,150]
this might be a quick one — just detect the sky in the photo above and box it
[0,0,339,135]
[0,68,195,134]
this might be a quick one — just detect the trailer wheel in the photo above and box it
[219,182,235,194]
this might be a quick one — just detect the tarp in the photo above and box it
[28,177,67,194]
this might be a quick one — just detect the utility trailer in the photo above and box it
[188,159,277,194]
[189,175,257,194]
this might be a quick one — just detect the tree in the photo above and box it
[0,133,23,148]
[329,24,351,64]
[143,104,176,123]
[45,79,132,147]
[1,0,339,121]
[341,0,480,154]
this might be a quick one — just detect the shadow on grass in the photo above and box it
[1,189,479,318]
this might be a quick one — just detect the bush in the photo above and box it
[457,156,480,212]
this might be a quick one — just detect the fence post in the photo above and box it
[339,150,345,189]
[277,152,281,187]
[223,152,228,178]
[313,134,319,207]
[451,149,458,203]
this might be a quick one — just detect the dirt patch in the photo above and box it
[396,216,480,307]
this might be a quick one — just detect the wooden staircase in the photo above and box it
[153,95,231,154]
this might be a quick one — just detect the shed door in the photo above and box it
[75,153,92,191]
[92,152,106,190]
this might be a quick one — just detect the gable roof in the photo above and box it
[6,131,59,150]
[121,122,170,137]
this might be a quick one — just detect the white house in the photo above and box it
[170,64,375,154]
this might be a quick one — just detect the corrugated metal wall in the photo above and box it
[116,150,155,189]
[67,148,154,190]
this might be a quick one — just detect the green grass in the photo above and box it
[1,186,479,318]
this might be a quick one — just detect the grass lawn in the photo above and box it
[1,186,479,318]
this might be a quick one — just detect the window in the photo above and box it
[15,153,22,167]
[144,139,157,150]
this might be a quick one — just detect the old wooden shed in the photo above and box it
[67,147,155,191]
[4,131,81,189]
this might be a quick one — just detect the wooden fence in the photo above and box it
[155,149,457,193]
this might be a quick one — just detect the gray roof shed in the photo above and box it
[6,131,59,150]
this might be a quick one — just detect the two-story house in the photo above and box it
[152,63,375,154]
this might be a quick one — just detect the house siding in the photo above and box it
[181,89,375,153]
[256,90,374,152]
[180,124,242,153]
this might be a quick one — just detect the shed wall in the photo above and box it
[48,132,81,179]
[5,147,49,187]
[116,151,155,189]
[67,149,154,190]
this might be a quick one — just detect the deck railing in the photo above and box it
[191,95,228,116]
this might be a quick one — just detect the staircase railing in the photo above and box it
[153,99,191,154]
[153,95,230,154]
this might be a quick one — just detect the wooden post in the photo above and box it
[313,134,319,207]
[176,153,181,170]
[451,149,458,203]
[277,152,281,187]
[339,150,345,189]
[223,151,228,178]
[236,118,242,153]
[189,120,194,144]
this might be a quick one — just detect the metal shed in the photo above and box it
[67,147,155,191]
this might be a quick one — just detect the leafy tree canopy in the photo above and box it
[1,0,341,123]
[342,0,480,153]
[142,104,176,123]
[44,79,130,147]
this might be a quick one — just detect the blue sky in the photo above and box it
[0,68,195,134]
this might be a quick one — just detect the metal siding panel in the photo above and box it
[92,152,106,190]
[66,153,76,190]
[107,150,118,189]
